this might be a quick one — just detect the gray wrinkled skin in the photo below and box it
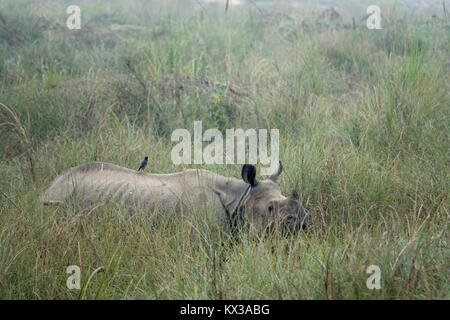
[41,162,309,233]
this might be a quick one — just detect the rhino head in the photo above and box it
[235,161,309,234]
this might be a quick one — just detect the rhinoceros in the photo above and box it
[40,161,309,233]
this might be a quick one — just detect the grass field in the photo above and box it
[0,0,448,299]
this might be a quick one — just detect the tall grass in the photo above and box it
[0,0,448,299]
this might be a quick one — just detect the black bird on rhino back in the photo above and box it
[40,161,309,233]
[137,156,148,172]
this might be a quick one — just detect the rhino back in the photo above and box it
[41,163,228,224]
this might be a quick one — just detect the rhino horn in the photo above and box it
[269,161,283,182]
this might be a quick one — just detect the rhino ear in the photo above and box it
[269,161,283,182]
[291,189,299,199]
[242,164,257,187]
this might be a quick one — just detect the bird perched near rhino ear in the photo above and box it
[137,156,148,172]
